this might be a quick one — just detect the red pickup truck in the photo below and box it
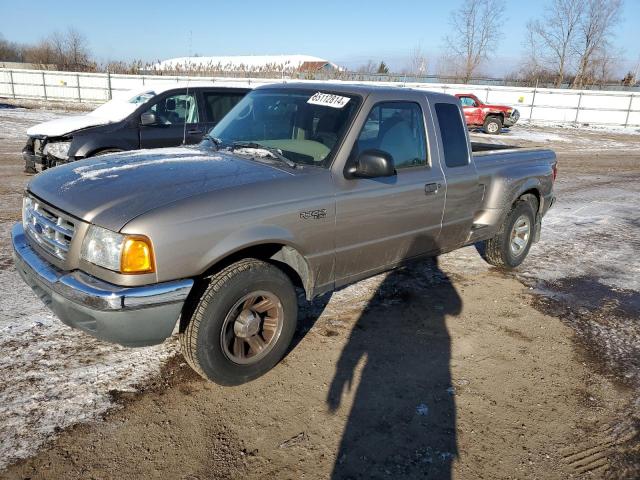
[455,93,520,134]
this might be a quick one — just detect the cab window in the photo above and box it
[353,102,427,169]
[459,96,477,107]
[145,93,199,125]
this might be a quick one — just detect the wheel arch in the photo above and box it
[179,242,312,334]
[515,184,542,213]
[486,110,505,121]
[87,147,125,157]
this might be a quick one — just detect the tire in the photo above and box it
[483,116,503,135]
[479,199,536,269]
[180,259,298,385]
[93,149,123,157]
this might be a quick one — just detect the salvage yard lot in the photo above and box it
[0,102,638,479]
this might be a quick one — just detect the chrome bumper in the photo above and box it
[12,223,193,347]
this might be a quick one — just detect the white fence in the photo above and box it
[1,68,638,127]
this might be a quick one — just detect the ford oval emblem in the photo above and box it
[34,223,43,234]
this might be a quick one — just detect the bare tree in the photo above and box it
[0,34,26,62]
[445,0,505,83]
[23,28,94,71]
[526,0,581,87]
[24,40,56,68]
[408,44,428,76]
[572,0,622,88]
[49,31,67,67]
[588,43,622,86]
[64,28,92,70]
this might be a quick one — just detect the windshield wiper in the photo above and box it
[231,141,298,169]
[204,134,223,150]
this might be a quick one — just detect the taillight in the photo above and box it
[552,164,558,182]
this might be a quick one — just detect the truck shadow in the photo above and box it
[326,255,462,479]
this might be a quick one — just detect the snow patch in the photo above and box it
[62,150,223,189]
[0,269,175,470]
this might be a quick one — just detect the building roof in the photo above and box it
[153,55,338,72]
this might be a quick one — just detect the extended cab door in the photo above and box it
[332,98,446,285]
[139,90,204,148]
[432,101,483,250]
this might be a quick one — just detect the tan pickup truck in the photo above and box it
[13,83,556,385]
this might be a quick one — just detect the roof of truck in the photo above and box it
[258,81,457,102]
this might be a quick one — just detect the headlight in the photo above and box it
[81,225,155,274]
[22,196,33,230]
[43,141,71,160]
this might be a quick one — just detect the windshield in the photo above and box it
[128,91,155,104]
[88,90,156,121]
[209,89,360,167]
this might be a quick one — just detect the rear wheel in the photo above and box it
[480,199,536,268]
[180,259,298,385]
[483,116,503,135]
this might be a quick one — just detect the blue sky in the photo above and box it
[2,0,639,75]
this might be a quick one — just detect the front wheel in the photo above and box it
[479,199,536,268]
[180,259,298,385]
[483,116,503,135]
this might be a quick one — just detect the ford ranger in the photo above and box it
[12,83,556,385]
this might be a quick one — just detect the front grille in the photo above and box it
[23,196,76,260]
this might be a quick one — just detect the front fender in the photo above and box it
[197,225,315,298]
[71,129,138,159]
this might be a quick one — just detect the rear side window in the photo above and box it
[435,103,469,168]
[354,102,427,169]
[203,91,246,123]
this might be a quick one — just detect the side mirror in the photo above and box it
[348,149,396,179]
[140,112,157,126]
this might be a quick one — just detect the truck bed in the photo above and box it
[471,141,521,153]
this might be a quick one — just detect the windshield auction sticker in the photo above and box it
[307,92,351,108]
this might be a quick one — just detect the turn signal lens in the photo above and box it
[121,236,154,274]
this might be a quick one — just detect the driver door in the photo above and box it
[333,101,445,284]
[139,91,203,148]
[459,95,482,125]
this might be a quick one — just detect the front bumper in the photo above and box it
[504,109,520,127]
[11,223,193,347]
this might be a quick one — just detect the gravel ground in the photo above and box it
[0,102,638,479]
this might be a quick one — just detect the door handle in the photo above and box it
[425,183,440,195]
[187,128,203,135]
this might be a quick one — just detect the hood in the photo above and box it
[26,114,112,137]
[28,147,291,231]
[26,100,139,137]
[484,104,514,112]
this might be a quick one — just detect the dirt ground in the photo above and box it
[0,102,638,479]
